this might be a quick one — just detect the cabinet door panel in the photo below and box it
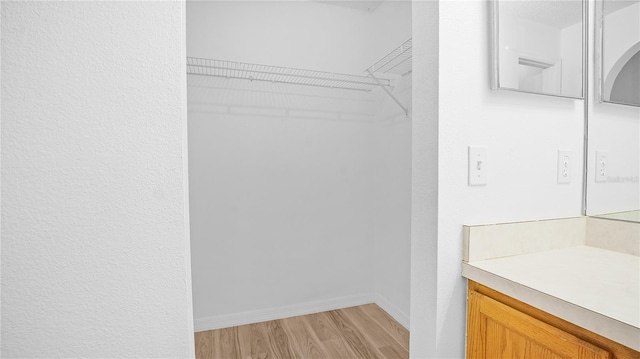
[485,318,527,358]
[467,290,611,359]
[529,343,566,359]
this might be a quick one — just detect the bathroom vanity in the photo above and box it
[462,217,640,358]
[467,0,640,356]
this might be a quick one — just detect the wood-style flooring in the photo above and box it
[194,303,409,359]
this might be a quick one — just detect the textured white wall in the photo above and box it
[587,1,640,215]
[411,1,585,357]
[1,2,194,357]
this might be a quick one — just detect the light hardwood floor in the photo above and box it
[194,304,409,359]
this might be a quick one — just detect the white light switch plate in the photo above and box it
[468,146,487,186]
[557,150,571,184]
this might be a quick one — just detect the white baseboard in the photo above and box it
[194,293,375,332]
[374,294,410,330]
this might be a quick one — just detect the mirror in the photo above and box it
[490,0,585,98]
[591,210,640,223]
[597,0,640,106]
[588,0,640,223]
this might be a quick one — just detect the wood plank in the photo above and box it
[264,320,297,359]
[235,322,254,359]
[359,303,409,351]
[304,311,341,342]
[194,330,214,359]
[324,309,384,359]
[341,306,408,359]
[378,344,409,359]
[281,315,329,359]
[219,326,241,359]
[194,304,410,359]
[212,330,223,359]
[305,312,361,358]
[250,321,277,359]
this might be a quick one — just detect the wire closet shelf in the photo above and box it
[187,57,391,92]
[365,38,412,77]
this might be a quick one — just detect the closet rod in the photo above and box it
[187,57,391,92]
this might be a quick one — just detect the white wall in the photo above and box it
[410,1,439,355]
[587,1,640,215]
[411,1,585,357]
[187,0,412,330]
[372,75,412,327]
[188,78,378,329]
[1,2,194,358]
[187,1,411,74]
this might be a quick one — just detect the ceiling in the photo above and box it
[604,0,639,14]
[315,0,384,12]
[315,0,638,20]
[500,0,584,29]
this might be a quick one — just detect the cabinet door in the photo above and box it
[467,290,611,359]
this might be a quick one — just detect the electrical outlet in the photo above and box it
[557,150,571,184]
[468,146,488,186]
[595,151,608,183]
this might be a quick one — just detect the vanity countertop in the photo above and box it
[462,217,640,351]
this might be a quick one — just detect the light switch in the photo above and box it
[468,146,488,186]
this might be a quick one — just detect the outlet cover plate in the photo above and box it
[468,146,488,186]
[557,150,571,184]
[595,151,609,183]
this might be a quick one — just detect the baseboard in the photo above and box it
[194,293,375,332]
[375,294,410,330]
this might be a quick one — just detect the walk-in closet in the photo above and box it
[187,1,412,357]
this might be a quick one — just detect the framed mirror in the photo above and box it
[490,0,586,99]
[596,0,640,107]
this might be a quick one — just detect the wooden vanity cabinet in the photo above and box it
[466,281,640,359]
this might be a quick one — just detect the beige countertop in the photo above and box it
[462,217,640,351]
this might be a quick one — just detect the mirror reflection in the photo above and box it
[599,0,640,106]
[588,0,640,223]
[591,210,640,223]
[492,0,584,98]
